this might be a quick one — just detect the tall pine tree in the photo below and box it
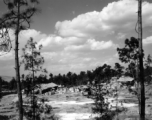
[21,37,47,120]
[0,1,39,120]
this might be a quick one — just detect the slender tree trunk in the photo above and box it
[15,31,23,120]
[15,2,23,120]
[0,77,2,100]
[32,70,35,120]
[116,86,118,120]
[32,47,35,120]
[138,0,145,120]
[138,94,141,115]
[136,62,141,115]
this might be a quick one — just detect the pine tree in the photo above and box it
[21,37,47,120]
[0,1,39,120]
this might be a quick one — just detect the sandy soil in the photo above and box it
[44,92,97,120]
[0,92,97,120]
[0,94,18,119]
[1,88,152,120]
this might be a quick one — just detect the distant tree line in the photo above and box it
[1,57,152,92]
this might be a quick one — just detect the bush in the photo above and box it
[91,84,124,120]
[16,96,58,120]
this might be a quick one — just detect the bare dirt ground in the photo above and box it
[0,94,18,120]
[0,92,96,120]
[44,92,97,120]
[1,87,152,120]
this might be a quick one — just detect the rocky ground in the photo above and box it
[45,92,97,120]
[1,87,152,120]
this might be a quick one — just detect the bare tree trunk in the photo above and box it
[15,31,23,120]
[136,62,141,115]
[32,47,35,120]
[15,2,23,120]
[0,77,2,99]
[32,70,35,120]
[137,89,141,115]
[32,72,35,120]
[138,0,145,120]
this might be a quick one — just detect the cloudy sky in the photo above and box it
[0,0,152,76]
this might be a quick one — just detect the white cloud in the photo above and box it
[0,51,14,60]
[38,35,83,48]
[55,0,152,38]
[117,32,126,40]
[64,39,116,51]
[42,52,58,60]
[2,0,152,76]
[64,45,84,51]
[82,57,94,62]
[87,39,115,50]
[20,29,42,39]
[114,53,119,58]
[6,29,48,53]
[143,36,152,45]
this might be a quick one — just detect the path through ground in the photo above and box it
[46,92,98,120]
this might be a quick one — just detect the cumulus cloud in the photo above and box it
[55,0,152,38]
[20,29,42,39]
[87,39,116,50]
[0,51,14,60]
[64,45,84,51]
[23,0,152,74]
[2,0,152,76]
[38,35,83,48]
[42,52,58,60]
[117,32,126,40]
[6,29,48,53]
[64,39,116,51]
[143,36,152,45]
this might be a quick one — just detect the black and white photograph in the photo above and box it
[0,0,152,120]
